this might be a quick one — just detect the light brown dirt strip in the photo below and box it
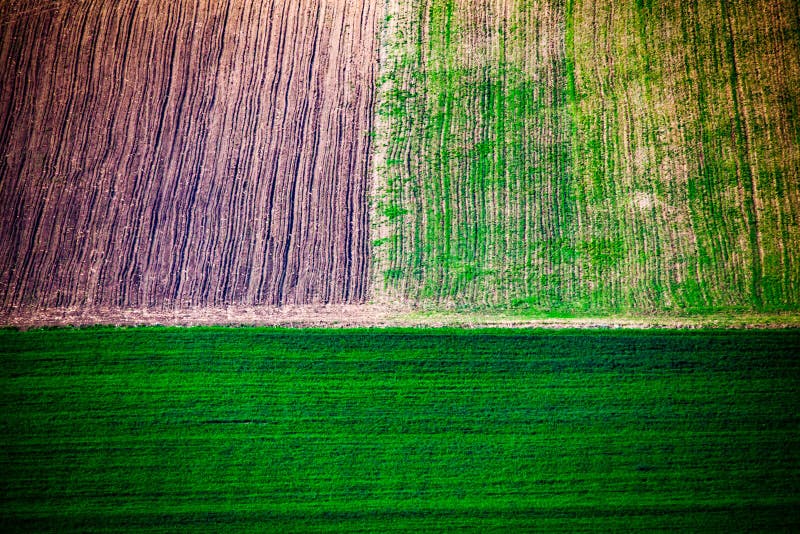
[2,305,797,330]
[0,0,381,309]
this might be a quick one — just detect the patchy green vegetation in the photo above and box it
[568,0,800,312]
[2,327,799,531]
[374,0,575,307]
[373,0,800,313]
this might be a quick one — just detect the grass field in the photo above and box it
[2,327,799,531]
[372,0,800,312]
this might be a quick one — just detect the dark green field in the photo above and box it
[1,328,799,531]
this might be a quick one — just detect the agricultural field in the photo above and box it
[0,0,380,311]
[372,0,800,313]
[1,2,798,532]
[2,327,799,531]
[0,0,798,321]
[0,0,800,324]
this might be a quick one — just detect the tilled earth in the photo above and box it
[0,0,381,311]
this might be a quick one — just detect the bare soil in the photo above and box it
[0,0,381,310]
[2,304,798,330]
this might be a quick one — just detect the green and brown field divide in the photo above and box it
[1,1,799,532]
[0,0,798,323]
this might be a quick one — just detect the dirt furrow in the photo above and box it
[0,0,381,316]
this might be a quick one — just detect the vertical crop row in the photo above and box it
[373,0,576,309]
[372,0,800,313]
[567,0,800,312]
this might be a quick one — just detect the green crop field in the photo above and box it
[2,327,799,531]
[1,1,798,531]
[372,0,800,313]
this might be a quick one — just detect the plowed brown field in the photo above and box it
[0,0,381,312]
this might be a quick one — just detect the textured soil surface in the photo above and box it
[0,0,381,310]
[1,0,798,325]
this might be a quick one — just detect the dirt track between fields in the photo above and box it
[2,304,798,330]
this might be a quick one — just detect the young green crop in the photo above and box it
[372,0,800,313]
[2,327,799,531]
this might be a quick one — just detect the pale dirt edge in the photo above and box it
[1,305,798,330]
